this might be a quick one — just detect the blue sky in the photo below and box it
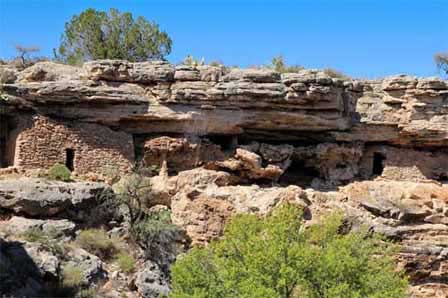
[0,0,447,78]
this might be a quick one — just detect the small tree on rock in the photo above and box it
[112,165,154,227]
[15,44,40,66]
[56,8,172,65]
[270,55,304,73]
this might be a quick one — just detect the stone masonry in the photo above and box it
[14,115,134,174]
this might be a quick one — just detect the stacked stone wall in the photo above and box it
[360,145,448,182]
[14,116,134,174]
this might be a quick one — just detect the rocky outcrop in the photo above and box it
[142,136,226,172]
[0,236,108,297]
[1,60,447,182]
[168,168,306,244]
[2,216,76,235]
[162,168,448,296]
[134,261,170,298]
[0,178,110,220]
[64,247,108,286]
[3,60,446,146]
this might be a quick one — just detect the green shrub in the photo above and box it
[21,227,47,243]
[171,204,408,298]
[62,264,83,287]
[116,252,136,273]
[21,227,65,255]
[77,288,97,298]
[131,209,179,242]
[183,55,205,67]
[48,163,71,181]
[76,229,117,260]
[323,68,351,80]
[270,55,304,73]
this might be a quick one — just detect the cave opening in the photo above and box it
[204,135,237,151]
[279,159,320,187]
[65,148,75,171]
[435,173,448,182]
[372,152,385,176]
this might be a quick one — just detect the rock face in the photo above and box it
[1,60,447,297]
[2,60,447,175]
[0,237,108,297]
[165,169,448,296]
[134,261,170,298]
[0,178,111,221]
[2,216,76,235]
[142,136,225,172]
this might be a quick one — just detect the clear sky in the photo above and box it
[0,0,447,78]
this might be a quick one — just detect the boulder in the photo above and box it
[134,261,170,298]
[381,75,417,91]
[84,60,175,83]
[2,216,76,235]
[174,65,201,81]
[17,62,82,82]
[143,136,225,172]
[0,178,111,220]
[24,241,60,277]
[222,68,281,83]
[65,247,107,286]
[209,147,287,181]
[0,65,18,83]
[0,238,46,297]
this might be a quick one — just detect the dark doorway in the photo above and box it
[204,135,237,151]
[65,148,75,171]
[0,137,6,168]
[435,173,448,182]
[372,152,385,176]
[279,159,320,187]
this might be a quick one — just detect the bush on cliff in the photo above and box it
[76,228,118,260]
[48,163,71,182]
[56,8,172,65]
[171,204,408,298]
[269,55,304,73]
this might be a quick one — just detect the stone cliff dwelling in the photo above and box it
[1,60,447,188]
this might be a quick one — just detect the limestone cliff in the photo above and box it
[0,60,447,297]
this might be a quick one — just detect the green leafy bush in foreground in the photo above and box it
[171,204,408,298]
[48,163,71,182]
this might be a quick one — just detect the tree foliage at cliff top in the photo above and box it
[171,204,408,298]
[56,8,172,65]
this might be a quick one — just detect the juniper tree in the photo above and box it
[56,8,172,65]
